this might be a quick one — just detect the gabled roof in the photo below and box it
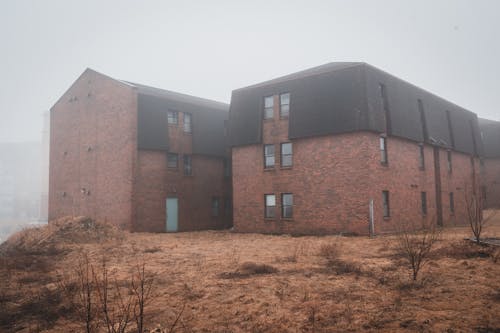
[124,81,228,111]
[236,62,364,90]
[229,62,482,156]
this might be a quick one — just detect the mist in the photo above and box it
[1,0,499,239]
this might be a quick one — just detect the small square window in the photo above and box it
[264,144,275,168]
[183,155,192,175]
[281,142,292,167]
[168,110,178,125]
[263,96,274,119]
[280,93,290,118]
[382,190,390,217]
[265,194,276,218]
[167,153,178,169]
[281,193,293,218]
[183,113,192,133]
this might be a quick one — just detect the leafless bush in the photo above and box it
[131,262,156,333]
[395,219,441,281]
[318,241,341,265]
[219,261,278,279]
[464,184,496,244]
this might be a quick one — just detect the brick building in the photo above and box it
[49,69,232,232]
[228,63,482,235]
[479,118,500,208]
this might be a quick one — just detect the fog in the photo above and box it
[0,0,499,240]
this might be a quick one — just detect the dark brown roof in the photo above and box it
[121,81,228,157]
[228,62,482,156]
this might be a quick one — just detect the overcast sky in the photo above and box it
[1,0,499,143]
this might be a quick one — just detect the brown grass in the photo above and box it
[1,213,500,332]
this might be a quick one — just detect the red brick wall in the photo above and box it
[133,112,231,232]
[483,158,500,208]
[232,98,477,235]
[49,70,137,229]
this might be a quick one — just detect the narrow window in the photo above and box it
[224,197,231,217]
[280,93,290,118]
[379,83,391,134]
[183,113,192,133]
[382,190,390,217]
[421,192,427,215]
[167,153,178,169]
[418,144,425,170]
[447,150,452,173]
[380,136,388,165]
[281,193,293,218]
[183,155,192,175]
[265,194,276,218]
[167,110,178,125]
[449,192,455,214]
[223,158,230,178]
[212,197,219,217]
[281,142,292,167]
[263,96,274,119]
[264,144,275,168]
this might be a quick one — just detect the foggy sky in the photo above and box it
[1,0,499,143]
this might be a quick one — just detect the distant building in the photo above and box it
[479,118,500,209]
[49,69,232,232]
[228,63,482,235]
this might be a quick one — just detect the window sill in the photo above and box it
[280,166,293,170]
[279,116,289,120]
[264,217,277,221]
[264,167,276,172]
[281,218,294,222]
[383,216,391,221]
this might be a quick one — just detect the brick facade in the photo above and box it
[232,97,478,235]
[49,69,231,232]
[482,158,500,209]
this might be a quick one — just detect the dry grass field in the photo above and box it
[1,213,499,333]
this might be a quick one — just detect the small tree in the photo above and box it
[396,219,440,281]
[464,184,495,244]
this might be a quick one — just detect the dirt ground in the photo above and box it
[1,212,499,333]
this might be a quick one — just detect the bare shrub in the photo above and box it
[464,185,496,244]
[143,247,162,254]
[219,262,278,279]
[395,220,441,281]
[131,262,156,333]
[318,241,341,266]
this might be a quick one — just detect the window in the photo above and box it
[280,93,290,118]
[419,144,425,170]
[281,193,293,218]
[449,192,455,214]
[379,84,391,134]
[183,113,192,133]
[382,190,390,217]
[223,158,230,178]
[167,153,178,169]
[265,194,276,218]
[212,197,219,216]
[264,144,275,168]
[281,142,292,167]
[263,96,274,119]
[224,197,232,217]
[183,155,192,175]
[380,137,388,164]
[447,151,452,173]
[167,110,178,125]
[421,192,427,215]
[418,99,428,141]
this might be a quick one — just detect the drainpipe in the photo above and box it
[369,199,375,237]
